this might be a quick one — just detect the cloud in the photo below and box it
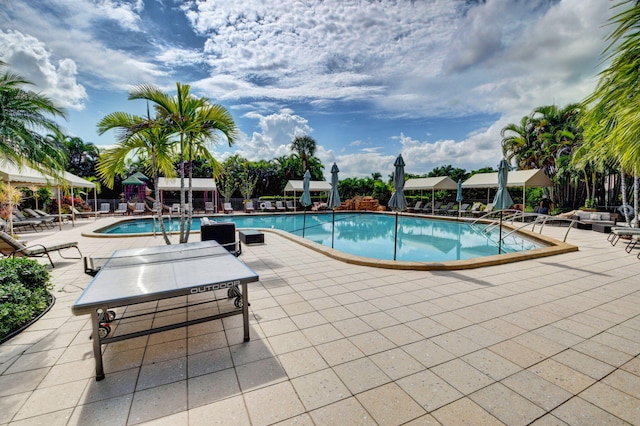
[0,30,88,109]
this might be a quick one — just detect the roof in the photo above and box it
[284,180,332,192]
[156,177,216,191]
[0,160,94,188]
[462,169,553,188]
[404,176,458,191]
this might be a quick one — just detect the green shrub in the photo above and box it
[0,258,52,339]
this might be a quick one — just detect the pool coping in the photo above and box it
[82,213,578,270]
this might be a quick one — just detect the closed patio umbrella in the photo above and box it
[327,163,341,248]
[300,170,312,237]
[493,158,514,254]
[388,154,407,260]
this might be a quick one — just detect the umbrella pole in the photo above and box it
[393,212,398,261]
[331,209,335,248]
[498,212,503,254]
[302,209,307,238]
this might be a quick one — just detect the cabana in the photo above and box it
[0,160,96,230]
[462,169,553,210]
[156,177,217,213]
[284,180,332,211]
[404,176,459,213]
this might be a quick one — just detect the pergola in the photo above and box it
[403,176,459,213]
[284,180,332,210]
[462,169,553,209]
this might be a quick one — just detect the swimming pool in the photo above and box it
[96,212,545,263]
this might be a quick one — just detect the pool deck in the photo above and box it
[1,216,639,425]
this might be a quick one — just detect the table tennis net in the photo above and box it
[84,245,229,276]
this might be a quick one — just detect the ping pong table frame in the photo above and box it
[73,242,258,381]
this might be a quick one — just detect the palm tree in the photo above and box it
[290,135,316,174]
[129,83,238,243]
[0,62,67,173]
[580,1,640,223]
[97,112,176,244]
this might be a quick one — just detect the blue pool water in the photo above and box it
[99,212,544,262]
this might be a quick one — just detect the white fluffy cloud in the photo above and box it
[0,30,87,109]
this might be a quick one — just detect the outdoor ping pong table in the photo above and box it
[72,240,259,381]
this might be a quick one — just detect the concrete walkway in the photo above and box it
[1,217,639,425]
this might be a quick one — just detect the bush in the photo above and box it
[0,258,52,339]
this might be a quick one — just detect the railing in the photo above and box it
[471,210,577,243]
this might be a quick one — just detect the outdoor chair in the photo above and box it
[466,202,483,217]
[607,226,640,246]
[474,203,494,217]
[436,202,454,215]
[23,208,57,227]
[99,203,111,215]
[204,202,215,214]
[223,202,234,214]
[244,201,255,213]
[171,203,181,214]
[0,230,81,268]
[34,208,71,222]
[421,201,441,214]
[11,213,44,232]
[15,209,51,229]
[407,200,422,213]
[262,201,276,211]
[450,203,470,216]
[285,201,295,210]
[275,201,286,211]
[134,203,146,214]
[71,206,97,219]
[114,203,128,215]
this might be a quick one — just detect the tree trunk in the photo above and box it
[633,170,639,228]
[179,136,186,243]
[152,151,171,245]
[621,171,630,226]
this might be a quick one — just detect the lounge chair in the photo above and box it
[465,202,483,217]
[171,203,181,214]
[16,209,51,229]
[99,203,111,215]
[607,226,640,246]
[134,203,146,215]
[114,203,128,215]
[450,203,470,216]
[23,208,58,227]
[407,201,422,213]
[421,201,441,214]
[244,201,255,213]
[474,203,494,217]
[0,230,81,268]
[204,202,215,214]
[275,201,286,211]
[436,202,454,215]
[11,213,44,232]
[34,208,71,222]
[262,201,276,211]
[72,206,97,219]
[223,202,234,214]
[285,201,295,210]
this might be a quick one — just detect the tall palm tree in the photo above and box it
[129,83,238,243]
[580,1,640,221]
[97,112,176,244]
[0,62,67,173]
[290,135,317,174]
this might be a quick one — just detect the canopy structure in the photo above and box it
[0,161,98,229]
[404,176,458,213]
[156,177,217,212]
[462,169,553,208]
[284,180,332,211]
[122,172,149,203]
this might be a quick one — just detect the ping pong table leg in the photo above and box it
[91,311,106,381]
[242,282,250,341]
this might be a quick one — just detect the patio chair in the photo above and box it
[71,206,97,219]
[263,201,276,211]
[244,201,255,213]
[134,203,146,215]
[474,203,494,217]
[275,201,286,211]
[223,202,234,214]
[407,201,422,213]
[114,203,128,215]
[16,209,53,229]
[171,203,181,214]
[285,201,295,210]
[607,226,640,246]
[0,230,81,268]
[99,203,111,215]
[23,208,58,227]
[33,208,71,222]
[204,202,215,214]
[435,202,454,215]
[421,201,441,214]
[11,213,44,232]
[450,203,470,216]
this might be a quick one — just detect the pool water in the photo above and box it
[100,212,544,262]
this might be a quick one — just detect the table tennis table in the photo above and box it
[72,240,259,381]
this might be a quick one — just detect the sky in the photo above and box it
[0,0,617,180]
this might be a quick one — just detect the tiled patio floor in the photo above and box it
[1,217,639,425]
